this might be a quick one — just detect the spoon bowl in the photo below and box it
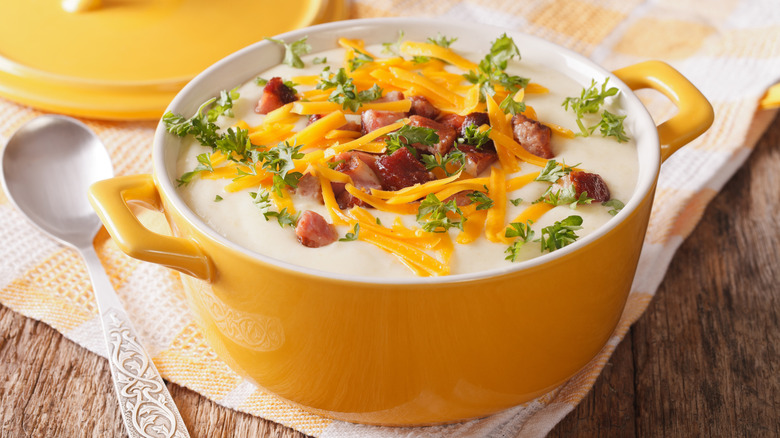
[1,115,112,248]
[1,115,190,438]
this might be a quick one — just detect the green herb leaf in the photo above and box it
[427,33,458,48]
[382,30,405,55]
[589,110,630,142]
[534,160,576,183]
[603,198,625,216]
[252,190,298,227]
[416,194,465,233]
[467,191,493,210]
[214,195,223,202]
[504,220,535,261]
[317,67,381,112]
[536,215,583,252]
[412,56,431,64]
[458,124,492,148]
[265,36,311,69]
[313,57,327,65]
[215,127,253,160]
[421,149,465,176]
[339,223,360,241]
[162,98,220,146]
[357,84,383,103]
[385,125,439,155]
[207,87,240,122]
[176,152,215,186]
[348,51,374,72]
[509,197,523,206]
[562,78,619,136]
[499,93,527,115]
[488,33,521,68]
[535,185,593,209]
[463,34,529,101]
[255,77,268,86]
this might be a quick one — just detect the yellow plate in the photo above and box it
[0,0,347,120]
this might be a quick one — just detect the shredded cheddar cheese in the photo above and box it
[175,33,621,278]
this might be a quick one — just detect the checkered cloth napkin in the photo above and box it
[1,0,778,436]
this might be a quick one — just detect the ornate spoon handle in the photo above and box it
[81,245,190,438]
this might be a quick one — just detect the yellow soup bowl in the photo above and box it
[88,18,713,426]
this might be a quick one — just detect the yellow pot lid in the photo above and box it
[0,0,347,120]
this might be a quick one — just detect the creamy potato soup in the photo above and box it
[168,34,638,278]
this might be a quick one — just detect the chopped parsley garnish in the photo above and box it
[207,87,240,121]
[416,194,465,233]
[251,141,305,195]
[590,110,630,142]
[316,67,383,112]
[535,185,593,209]
[327,159,345,169]
[412,56,431,64]
[562,78,620,137]
[603,199,625,216]
[162,99,220,147]
[427,33,458,48]
[467,190,493,210]
[385,125,439,155]
[509,197,523,206]
[251,190,298,227]
[382,30,405,55]
[215,127,253,160]
[312,56,327,65]
[536,215,583,252]
[421,149,465,176]
[265,36,311,68]
[499,93,526,115]
[458,124,492,148]
[504,220,535,261]
[339,223,360,241]
[348,52,374,71]
[534,160,576,183]
[255,77,268,86]
[464,34,530,101]
[214,195,223,202]
[176,152,214,186]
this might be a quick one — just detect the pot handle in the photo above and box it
[88,174,213,281]
[612,60,714,162]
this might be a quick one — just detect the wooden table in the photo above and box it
[1,112,778,437]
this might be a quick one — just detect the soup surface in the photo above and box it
[170,34,638,277]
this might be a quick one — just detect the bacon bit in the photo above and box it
[460,112,495,150]
[408,115,457,155]
[295,173,323,203]
[444,191,474,207]
[436,113,466,131]
[556,171,611,202]
[255,77,298,114]
[295,210,338,248]
[332,152,382,209]
[408,95,441,120]
[361,109,406,135]
[374,90,405,102]
[511,114,554,159]
[455,144,498,177]
[375,147,434,191]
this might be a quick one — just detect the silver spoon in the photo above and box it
[1,115,190,438]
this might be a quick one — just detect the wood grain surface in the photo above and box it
[1,113,778,437]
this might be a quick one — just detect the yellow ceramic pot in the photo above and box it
[88,19,713,426]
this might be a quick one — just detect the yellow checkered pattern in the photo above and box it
[0,1,777,436]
